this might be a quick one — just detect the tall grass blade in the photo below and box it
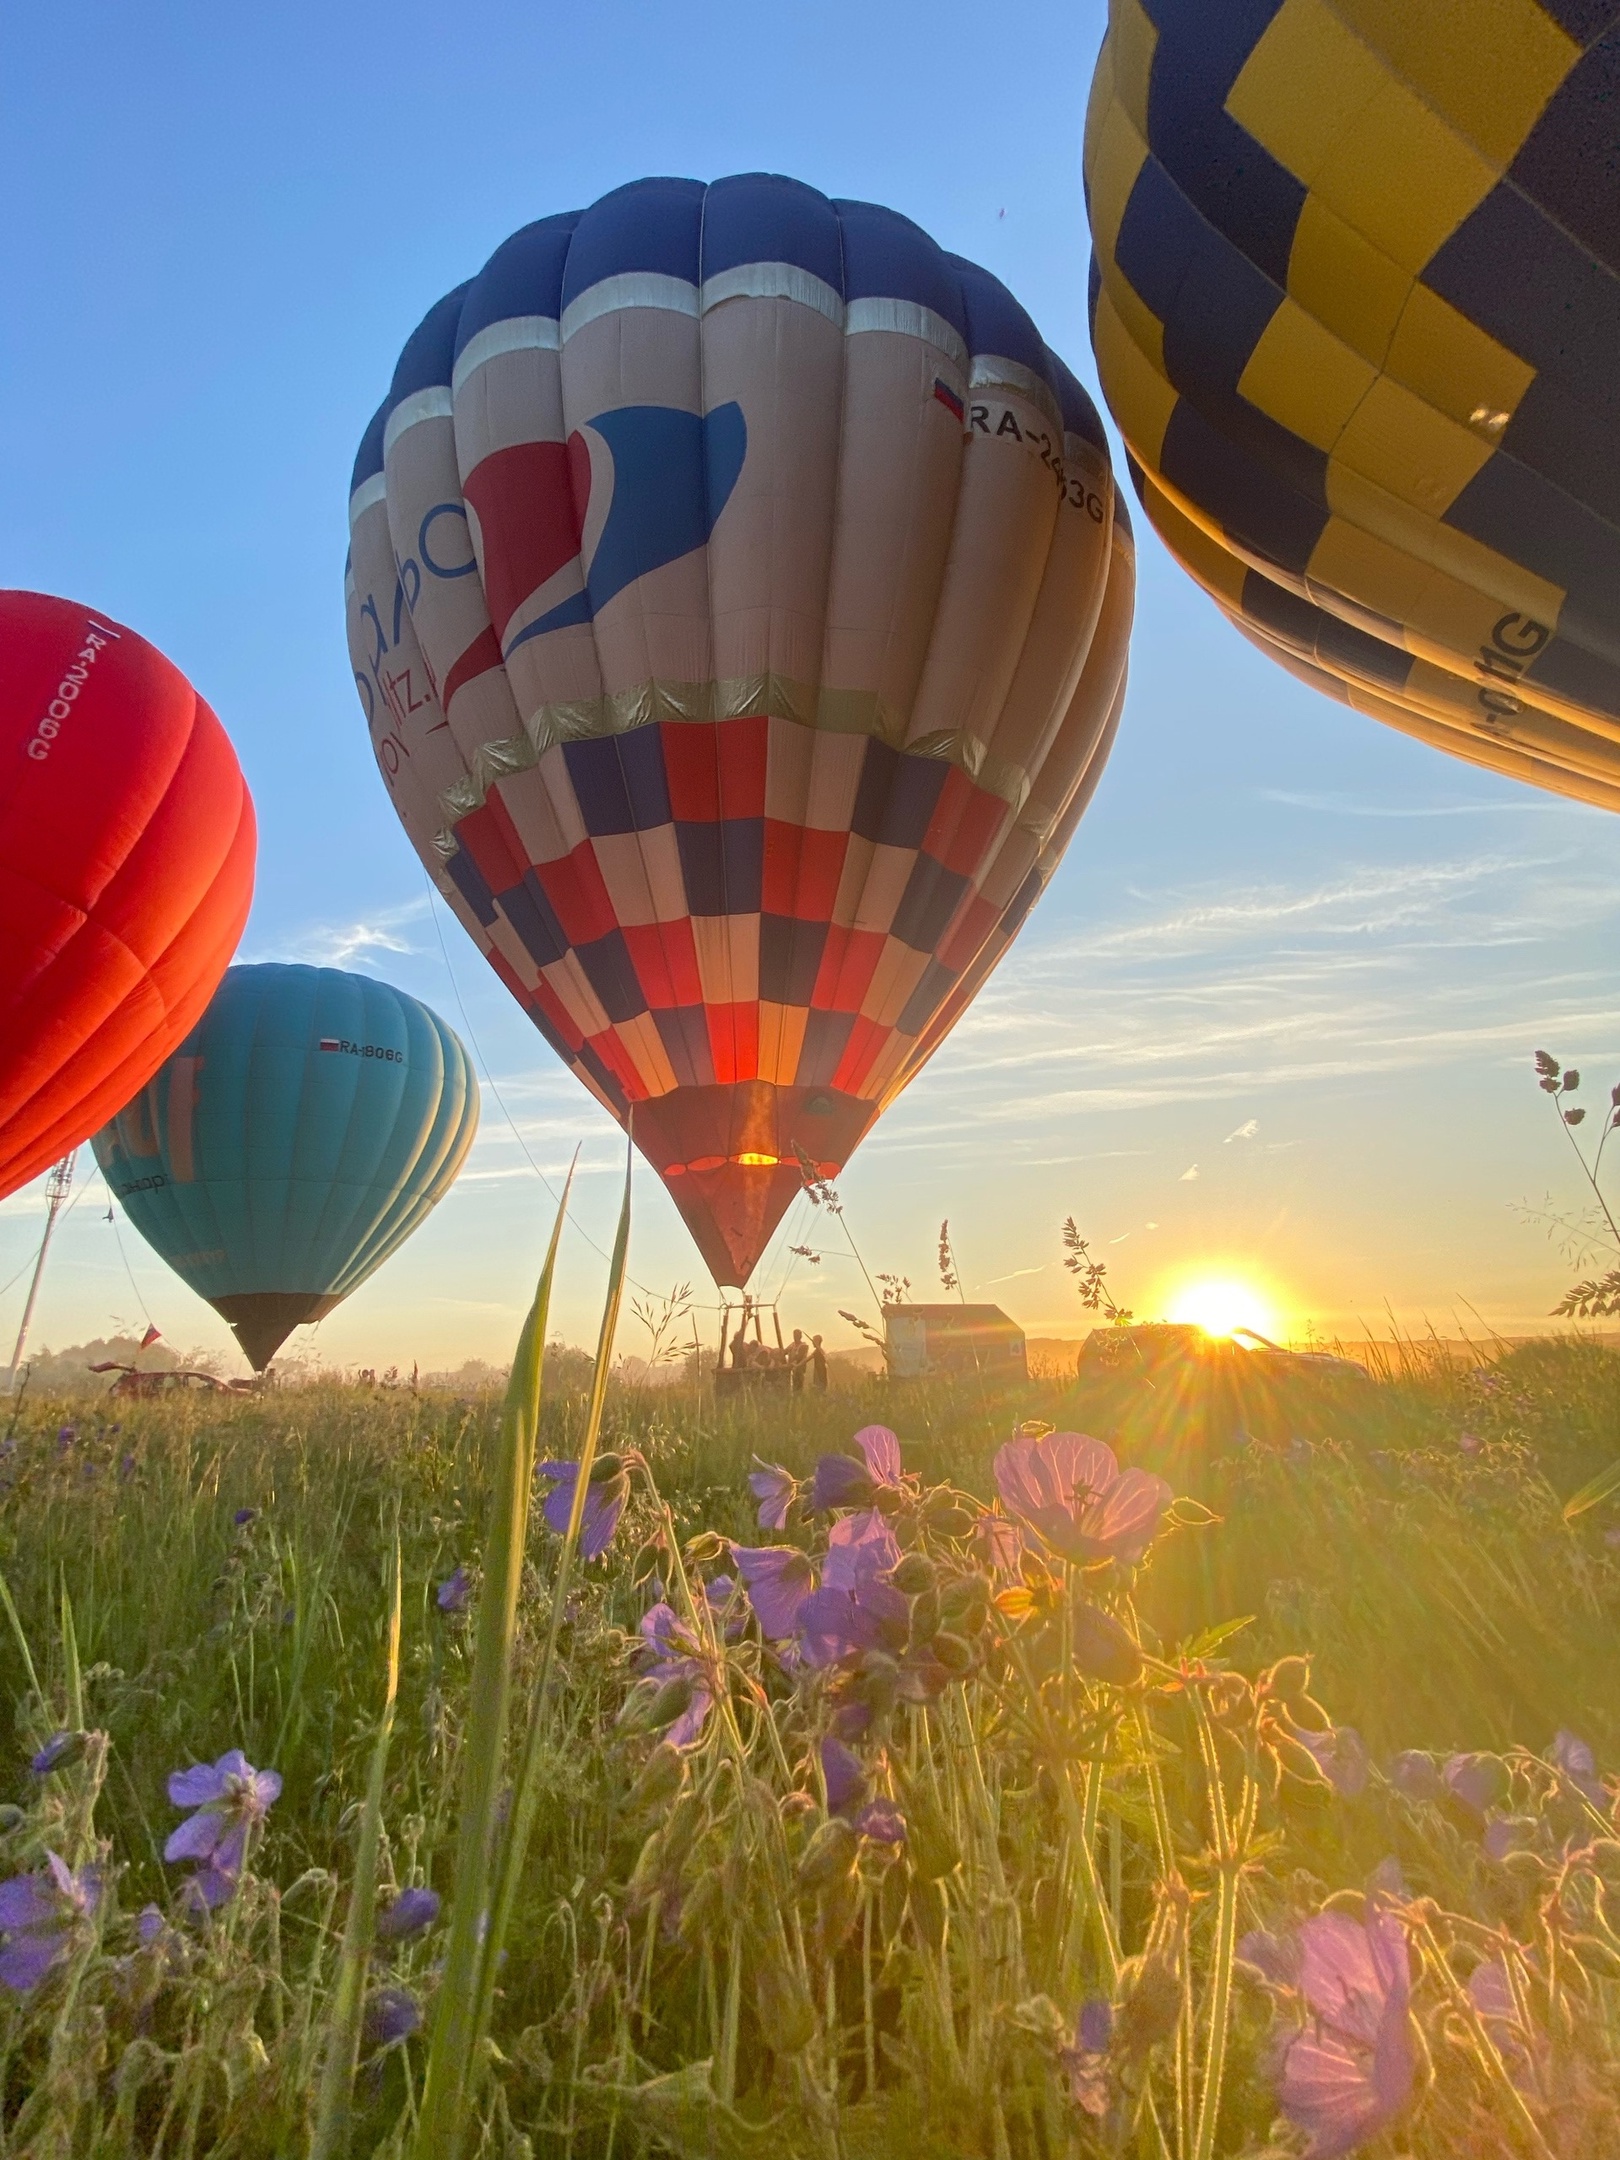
[409,1169,574,2160]
[309,1513,402,2160]
[476,1138,633,2050]
[1562,1453,1620,1521]
[0,1565,41,1700]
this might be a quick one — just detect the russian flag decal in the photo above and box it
[318,1037,341,1052]
[933,378,965,422]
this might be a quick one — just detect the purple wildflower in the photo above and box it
[1274,1906,1417,2159]
[1388,1750,1444,1803]
[30,1730,86,1776]
[537,1456,629,1559]
[823,1508,900,1590]
[810,1425,906,1514]
[1445,1752,1509,1817]
[1295,1724,1370,1799]
[992,1431,1172,1567]
[853,1797,906,1844]
[1550,1729,1607,1811]
[118,1453,137,1482]
[1061,1997,1114,2118]
[376,1886,440,1941]
[233,1507,258,1527]
[1077,1997,1113,2053]
[436,1564,471,1615]
[1482,1815,1539,1862]
[56,1426,75,1452]
[733,1545,816,1639]
[748,1462,796,1530]
[363,1985,422,2049]
[164,1749,281,1908]
[972,1512,1024,1579]
[136,1904,166,1948]
[0,1854,101,1991]
[820,1734,868,1815]
[798,1512,907,1668]
[637,1602,714,1746]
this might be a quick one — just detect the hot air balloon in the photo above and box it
[1085,2,1620,809]
[92,964,479,1370]
[348,173,1133,1287]
[1,591,256,1199]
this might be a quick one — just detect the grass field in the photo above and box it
[0,1310,1616,2157]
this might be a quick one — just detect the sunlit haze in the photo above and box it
[1161,1276,1285,1346]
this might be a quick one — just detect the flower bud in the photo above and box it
[1115,1953,1180,2056]
[908,1588,942,1648]
[796,1818,859,1891]
[939,1577,990,1634]
[754,1955,817,2054]
[931,1631,975,1674]
[898,1781,961,1882]
[630,1743,686,1810]
[1262,1656,1313,1712]
[890,1553,936,1596]
[684,1531,727,1564]
[1072,1605,1144,1688]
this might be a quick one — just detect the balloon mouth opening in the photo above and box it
[211,1291,343,1373]
[663,1153,838,1177]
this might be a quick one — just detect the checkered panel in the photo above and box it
[1086,0,1620,807]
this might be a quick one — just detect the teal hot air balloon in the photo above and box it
[92,964,479,1369]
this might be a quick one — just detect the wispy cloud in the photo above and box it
[250,896,431,969]
[1257,788,1590,821]
[871,842,1620,1153]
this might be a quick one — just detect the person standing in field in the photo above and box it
[810,1335,828,1391]
[786,1328,809,1392]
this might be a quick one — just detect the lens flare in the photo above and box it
[1163,1276,1282,1343]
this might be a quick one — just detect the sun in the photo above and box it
[1163,1275,1284,1343]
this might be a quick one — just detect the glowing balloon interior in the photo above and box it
[348,173,1134,1285]
[0,591,255,1201]
[93,964,479,1370]
[1086,1,1620,809]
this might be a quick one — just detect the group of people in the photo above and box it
[726,1318,828,1392]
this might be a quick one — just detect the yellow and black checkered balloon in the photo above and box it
[1085,0,1620,809]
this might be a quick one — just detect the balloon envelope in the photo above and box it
[1085,2,1620,808]
[92,964,479,1369]
[1,591,255,1198]
[349,173,1133,1286]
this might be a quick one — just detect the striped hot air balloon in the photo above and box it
[348,173,1134,1287]
[1085,0,1620,808]
[92,965,478,1369]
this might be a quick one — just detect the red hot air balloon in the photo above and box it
[348,175,1133,1287]
[0,592,256,1200]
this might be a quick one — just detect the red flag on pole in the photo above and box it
[139,1324,161,1349]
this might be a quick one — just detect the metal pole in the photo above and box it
[6,1150,77,1389]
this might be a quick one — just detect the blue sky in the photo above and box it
[6,0,1620,1371]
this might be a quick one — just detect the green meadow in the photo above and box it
[0,1309,1616,2157]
